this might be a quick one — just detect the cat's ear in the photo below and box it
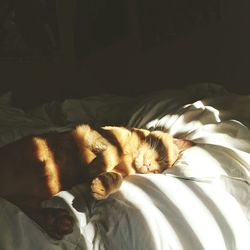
[173,139,194,152]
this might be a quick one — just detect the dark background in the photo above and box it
[0,0,249,108]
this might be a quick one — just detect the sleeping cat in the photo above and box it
[0,124,193,239]
[73,125,192,200]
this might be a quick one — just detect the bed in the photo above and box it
[0,83,250,250]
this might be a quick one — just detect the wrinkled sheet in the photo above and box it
[0,83,250,250]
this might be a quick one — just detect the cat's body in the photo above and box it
[0,124,192,239]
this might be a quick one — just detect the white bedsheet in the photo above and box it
[97,175,250,250]
[0,83,250,250]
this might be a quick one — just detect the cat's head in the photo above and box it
[133,130,192,174]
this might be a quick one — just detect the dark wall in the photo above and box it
[0,0,249,107]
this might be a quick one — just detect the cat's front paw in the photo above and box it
[90,176,109,200]
[90,172,122,200]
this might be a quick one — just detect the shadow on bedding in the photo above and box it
[180,181,236,249]
[119,174,249,249]
[125,176,204,250]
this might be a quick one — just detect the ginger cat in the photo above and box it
[0,124,193,239]
[73,125,192,200]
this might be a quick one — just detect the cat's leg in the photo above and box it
[90,172,123,200]
[7,196,74,240]
[81,147,97,165]
[86,145,122,199]
[88,147,120,178]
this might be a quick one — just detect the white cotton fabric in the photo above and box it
[95,174,250,250]
[94,84,250,250]
[0,83,250,250]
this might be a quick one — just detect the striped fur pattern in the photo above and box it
[73,124,191,199]
[0,124,193,239]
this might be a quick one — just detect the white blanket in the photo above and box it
[0,83,250,250]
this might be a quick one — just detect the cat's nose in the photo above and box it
[144,163,152,171]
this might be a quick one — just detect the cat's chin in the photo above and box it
[136,165,149,174]
[135,164,156,174]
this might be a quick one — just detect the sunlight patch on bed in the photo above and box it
[121,181,183,250]
[160,176,250,250]
[145,100,222,138]
[146,114,180,131]
[156,178,228,249]
[122,175,243,250]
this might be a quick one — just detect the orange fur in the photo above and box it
[33,137,61,195]
[0,124,193,239]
